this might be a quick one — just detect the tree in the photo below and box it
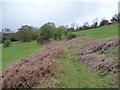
[53,26,64,40]
[16,25,33,42]
[47,22,56,28]
[31,30,39,40]
[67,28,74,32]
[91,18,98,28]
[110,13,120,23]
[82,22,90,30]
[79,26,83,31]
[2,28,13,42]
[2,28,12,34]
[70,22,79,31]
[10,33,18,42]
[99,19,109,26]
[76,27,79,31]
[37,23,54,44]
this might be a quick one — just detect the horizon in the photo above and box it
[0,0,119,31]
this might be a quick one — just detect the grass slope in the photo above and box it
[2,41,42,69]
[73,24,118,39]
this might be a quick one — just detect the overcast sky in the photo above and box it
[0,0,119,31]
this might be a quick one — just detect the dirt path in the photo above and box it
[2,42,64,88]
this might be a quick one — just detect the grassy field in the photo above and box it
[73,24,118,39]
[2,41,42,69]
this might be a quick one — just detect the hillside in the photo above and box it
[1,24,119,88]
[73,24,118,39]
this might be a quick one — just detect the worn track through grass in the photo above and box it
[56,40,118,88]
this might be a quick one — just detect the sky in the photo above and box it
[0,0,119,31]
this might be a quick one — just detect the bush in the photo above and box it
[53,28,64,40]
[3,40,11,48]
[66,33,76,40]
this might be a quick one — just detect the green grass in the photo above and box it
[73,24,118,39]
[2,41,42,69]
[56,43,117,88]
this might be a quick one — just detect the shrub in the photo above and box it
[66,33,76,40]
[3,40,11,48]
[53,28,64,40]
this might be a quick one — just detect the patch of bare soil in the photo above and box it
[68,35,119,74]
[2,42,63,88]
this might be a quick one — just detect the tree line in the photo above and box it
[1,13,120,47]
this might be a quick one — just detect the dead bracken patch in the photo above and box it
[67,34,89,47]
[76,38,118,55]
[68,35,119,74]
[2,42,63,88]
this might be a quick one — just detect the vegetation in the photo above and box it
[16,25,35,42]
[56,43,117,88]
[1,13,119,44]
[3,40,12,48]
[1,26,39,43]
[2,41,42,69]
[66,33,76,40]
[53,26,66,40]
[99,19,109,26]
[34,37,118,88]
[37,23,54,44]
[1,12,119,88]
[73,24,118,39]
[110,13,120,23]
[37,23,66,44]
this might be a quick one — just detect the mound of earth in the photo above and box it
[2,42,63,88]
[68,35,119,74]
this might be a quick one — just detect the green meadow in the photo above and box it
[73,24,118,39]
[2,41,42,69]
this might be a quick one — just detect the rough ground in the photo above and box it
[2,42,63,88]
[1,35,119,88]
[68,35,119,74]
